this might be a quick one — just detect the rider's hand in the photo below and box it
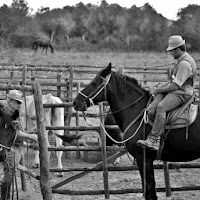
[149,87,157,95]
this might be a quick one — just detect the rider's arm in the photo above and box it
[155,61,193,94]
[156,82,179,94]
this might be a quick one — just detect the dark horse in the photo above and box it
[73,63,200,200]
[32,39,54,54]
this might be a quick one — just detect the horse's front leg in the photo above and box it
[135,152,157,200]
[32,150,40,168]
[55,131,64,177]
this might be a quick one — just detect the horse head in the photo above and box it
[73,63,112,111]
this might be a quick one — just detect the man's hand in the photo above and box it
[29,134,38,142]
[149,87,157,95]
[18,130,38,142]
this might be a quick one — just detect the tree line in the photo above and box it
[0,0,200,52]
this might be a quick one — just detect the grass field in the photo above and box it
[0,48,186,67]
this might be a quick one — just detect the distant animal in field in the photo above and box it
[32,39,54,54]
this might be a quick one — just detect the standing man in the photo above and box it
[0,90,38,200]
[137,35,196,151]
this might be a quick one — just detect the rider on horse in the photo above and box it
[137,35,197,151]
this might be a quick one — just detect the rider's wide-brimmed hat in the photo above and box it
[166,35,185,51]
[7,90,23,103]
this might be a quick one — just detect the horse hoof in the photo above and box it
[57,173,64,178]
[113,162,120,166]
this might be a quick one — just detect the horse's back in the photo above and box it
[21,94,64,129]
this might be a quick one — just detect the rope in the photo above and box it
[83,98,146,144]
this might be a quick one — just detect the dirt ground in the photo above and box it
[0,50,200,199]
[1,149,200,200]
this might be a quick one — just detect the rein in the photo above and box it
[78,72,153,144]
[108,91,147,116]
[101,96,152,144]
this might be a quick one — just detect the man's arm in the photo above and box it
[149,82,179,95]
[156,82,179,94]
[17,130,38,142]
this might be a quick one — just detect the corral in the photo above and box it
[0,51,200,200]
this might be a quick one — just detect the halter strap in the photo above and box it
[79,73,112,103]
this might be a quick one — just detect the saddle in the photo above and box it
[148,95,198,129]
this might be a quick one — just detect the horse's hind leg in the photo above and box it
[135,152,157,200]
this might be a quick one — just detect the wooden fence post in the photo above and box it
[20,65,27,191]
[57,70,62,98]
[33,81,52,200]
[163,68,172,196]
[127,36,130,50]
[8,70,14,96]
[64,66,74,158]
[99,102,109,199]
[76,82,81,159]
[163,161,171,196]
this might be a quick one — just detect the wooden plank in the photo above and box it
[48,161,200,172]
[52,185,200,195]
[0,83,33,91]
[24,145,126,152]
[33,81,52,200]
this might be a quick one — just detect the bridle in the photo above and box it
[79,73,112,104]
[78,72,152,144]
[79,72,148,115]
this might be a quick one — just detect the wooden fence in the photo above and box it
[0,63,200,199]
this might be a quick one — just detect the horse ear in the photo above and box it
[108,63,112,70]
[101,63,112,78]
[103,63,112,76]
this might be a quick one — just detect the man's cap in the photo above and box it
[7,90,23,103]
[166,35,185,51]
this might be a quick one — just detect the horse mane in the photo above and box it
[113,71,146,95]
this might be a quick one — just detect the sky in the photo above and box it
[1,0,200,20]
